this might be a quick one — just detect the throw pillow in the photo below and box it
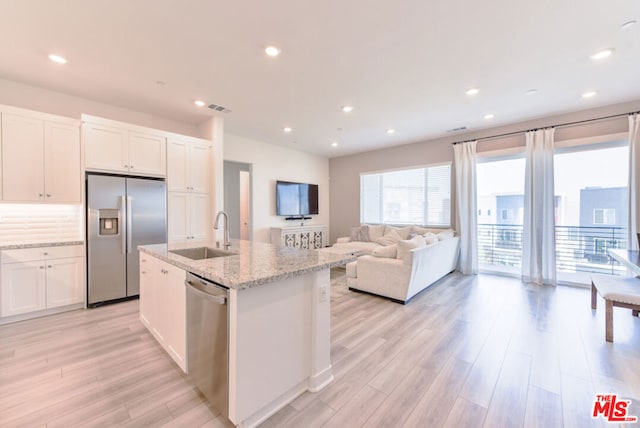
[372,244,398,258]
[396,235,426,265]
[386,225,412,239]
[366,224,386,241]
[350,225,370,242]
[411,226,441,235]
[373,229,402,246]
[423,232,439,245]
[437,229,455,241]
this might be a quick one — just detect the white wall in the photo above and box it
[224,134,330,243]
[0,77,200,137]
[329,99,640,243]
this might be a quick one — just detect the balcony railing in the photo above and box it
[477,223,627,276]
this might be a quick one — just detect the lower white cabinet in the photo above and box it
[1,245,84,318]
[139,254,187,372]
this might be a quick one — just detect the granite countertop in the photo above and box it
[139,239,355,290]
[0,241,84,250]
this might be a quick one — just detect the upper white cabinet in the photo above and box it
[168,192,210,243]
[1,111,81,203]
[44,121,82,202]
[167,137,210,193]
[83,117,166,177]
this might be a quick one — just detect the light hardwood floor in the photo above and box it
[2,270,640,427]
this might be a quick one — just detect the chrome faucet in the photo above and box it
[214,211,231,249]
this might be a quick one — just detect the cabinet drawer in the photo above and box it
[2,245,84,264]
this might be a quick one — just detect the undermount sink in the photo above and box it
[170,247,234,260]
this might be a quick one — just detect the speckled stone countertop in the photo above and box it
[0,241,84,250]
[139,239,355,290]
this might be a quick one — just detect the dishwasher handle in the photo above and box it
[186,278,227,305]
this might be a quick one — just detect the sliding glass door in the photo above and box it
[476,156,525,274]
[554,143,628,283]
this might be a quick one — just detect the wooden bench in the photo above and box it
[591,274,640,342]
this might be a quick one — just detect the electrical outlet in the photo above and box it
[319,284,328,303]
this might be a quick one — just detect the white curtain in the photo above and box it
[522,128,556,285]
[629,114,640,251]
[454,141,478,275]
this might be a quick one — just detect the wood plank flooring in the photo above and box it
[1,270,640,427]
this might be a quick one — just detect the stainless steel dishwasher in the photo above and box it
[185,272,229,418]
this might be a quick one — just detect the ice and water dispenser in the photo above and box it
[98,209,119,236]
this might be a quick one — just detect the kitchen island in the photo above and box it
[138,239,355,428]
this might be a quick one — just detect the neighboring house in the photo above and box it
[579,186,628,263]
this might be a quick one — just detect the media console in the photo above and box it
[270,225,327,249]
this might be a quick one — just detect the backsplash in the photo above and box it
[0,204,83,245]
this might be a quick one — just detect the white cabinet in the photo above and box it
[1,245,85,318]
[139,254,187,372]
[0,113,81,203]
[167,138,210,193]
[84,121,166,177]
[45,257,84,308]
[271,225,327,249]
[0,261,46,316]
[44,121,82,202]
[168,192,210,243]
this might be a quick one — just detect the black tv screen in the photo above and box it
[276,181,319,216]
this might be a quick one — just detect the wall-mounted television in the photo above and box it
[276,181,319,218]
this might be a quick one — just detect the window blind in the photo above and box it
[0,204,83,245]
[360,163,451,226]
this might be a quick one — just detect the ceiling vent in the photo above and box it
[208,103,232,114]
[447,126,467,133]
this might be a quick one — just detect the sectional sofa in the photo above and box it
[334,224,460,303]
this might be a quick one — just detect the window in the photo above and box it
[360,163,451,226]
[593,208,616,225]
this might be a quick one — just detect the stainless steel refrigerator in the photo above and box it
[87,174,167,306]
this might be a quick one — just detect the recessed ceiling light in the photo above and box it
[582,91,598,98]
[283,127,292,133]
[331,142,339,147]
[386,129,395,134]
[524,89,538,95]
[265,46,281,57]
[590,48,614,60]
[194,100,206,107]
[465,87,479,96]
[341,105,354,113]
[622,20,637,29]
[484,113,494,120]
[48,54,67,64]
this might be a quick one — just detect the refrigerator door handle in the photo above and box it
[120,195,127,254]
[127,196,133,253]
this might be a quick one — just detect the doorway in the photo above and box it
[223,161,253,240]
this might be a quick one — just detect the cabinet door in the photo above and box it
[139,255,159,330]
[44,121,81,202]
[161,262,187,371]
[128,131,166,176]
[1,113,44,201]
[1,261,47,316]
[189,142,210,193]
[190,193,210,242]
[84,123,128,173]
[46,257,84,308]
[166,138,189,192]
[168,192,191,243]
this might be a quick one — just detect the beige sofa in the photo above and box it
[346,235,460,304]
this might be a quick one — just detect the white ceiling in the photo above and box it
[0,0,639,157]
